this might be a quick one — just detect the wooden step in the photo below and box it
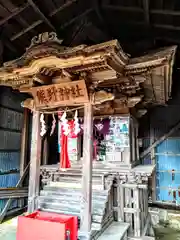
[142,237,155,240]
[97,222,129,240]
[42,185,108,196]
[38,196,106,215]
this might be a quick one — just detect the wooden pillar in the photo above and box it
[20,108,29,176]
[19,108,29,208]
[80,103,93,238]
[150,120,156,202]
[28,111,42,213]
[134,188,141,237]
[119,184,125,222]
[42,115,48,165]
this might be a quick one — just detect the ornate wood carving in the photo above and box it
[27,32,63,49]
[91,90,114,105]
[0,32,177,109]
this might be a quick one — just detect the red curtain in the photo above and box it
[60,127,71,170]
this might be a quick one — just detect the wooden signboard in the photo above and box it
[30,80,89,109]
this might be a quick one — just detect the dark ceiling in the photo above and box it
[1,0,180,67]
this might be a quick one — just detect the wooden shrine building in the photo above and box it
[0,32,177,239]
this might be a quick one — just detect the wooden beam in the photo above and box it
[142,0,150,24]
[140,120,180,159]
[11,20,42,41]
[60,9,92,29]
[80,103,93,237]
[92,0,104,23]
[49,0,78,17]
[154,24,180,31]
[102,4,144,13]
[156,36,180,44]
[86,23,109,43]
[42,116,48,165]
[28,111,42,213]
[102,4,180,32]
[0,3,29,27]
[67,18,88,46]
[10,3,92,42]
[27,0,56,31]
[20,108,29,176]
[151,9,180,16]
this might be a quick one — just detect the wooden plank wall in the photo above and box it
[0,86,29,214]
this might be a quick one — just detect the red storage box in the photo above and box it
[16,211,78,240]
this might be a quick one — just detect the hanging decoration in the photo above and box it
[40,113,47,137]
[60,112,71,171]
[74,110,81,136]
[95,123,104,132]
[58,111,62,154]
[50,114,56,136]
[61,111,70,136]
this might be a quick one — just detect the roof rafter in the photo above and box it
[151,9,180,16]
[0,2,29,27]
[92,0,104,23]
[142,0,150,24]
[60,9,92,29]
[49,0,78,17]
[67,18,89,46]
[154,24,180,31]
[27,0,56,31]
[10,8,92,41]
[11,20,42,41]
[104,3,180,17]
[86,23,109,43]
[102,5,144,13]
[9,0,91,42]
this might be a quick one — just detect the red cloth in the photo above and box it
[60,127,71,170]
[93,139,98,160]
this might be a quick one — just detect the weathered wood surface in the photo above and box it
[80,103,93,236]
[37,173,114,232]
[0,187,28,199]
[19,108,29,208]
[20,108,29,177]
[118,182,150,238]
[97,222,129,240]
[27,79,89,109]
[28,111,42,213]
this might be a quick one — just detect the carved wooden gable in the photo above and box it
[0,32,177,113]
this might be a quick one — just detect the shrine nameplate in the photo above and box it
[30,80,89,109]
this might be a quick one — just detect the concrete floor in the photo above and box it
[4,215,180,240]
[0,218,17,240]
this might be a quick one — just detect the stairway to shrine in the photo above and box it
[38,169,116,239]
